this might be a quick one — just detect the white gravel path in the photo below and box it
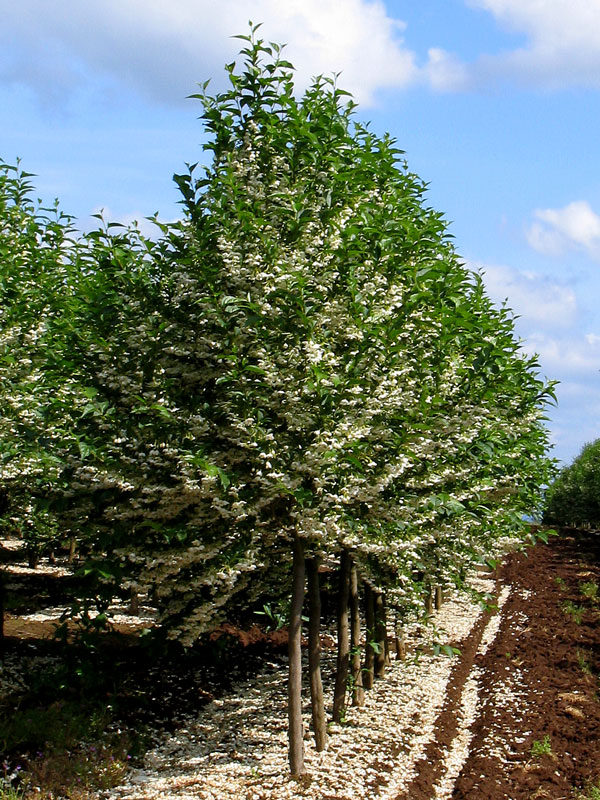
[103,576,510,800]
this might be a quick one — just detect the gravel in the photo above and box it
[104,577,509,800]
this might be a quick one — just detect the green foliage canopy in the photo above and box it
[544,438,600,528]
[0,30,556,644]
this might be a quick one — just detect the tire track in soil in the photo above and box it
[391,570,502,800]
[393,532,600,800]
[451,533,600,800]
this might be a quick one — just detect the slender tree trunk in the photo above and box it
[332,549,351,723]
[435,585,443,610]
[383,595,392,666]
[128,589,140,616]
[374,590,386,679]
[363,583,375,690]
[306,556,326,751]
[424,581,433,616]
[349,560,364,707]
[394,613,406,661]
[0,568,5,656]
[288,534,306,776]
[68,535,77,563]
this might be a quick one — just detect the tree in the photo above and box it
[1,27,555,775]
[544,438,600,528]
[0,161,78,569]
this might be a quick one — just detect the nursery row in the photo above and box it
[0,28,555,773]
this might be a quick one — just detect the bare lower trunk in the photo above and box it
[374,590,386,679]
[363,584,375,690]
[288,534,306,776]
[306,556,326,751]
[435,585,443,610]
[424,582,433,616]
[349,561,364,707]
[68,535,76,563]
[332,549,351,723]
[383,595,391,666]
[394,614,406,660]
[0,568,4,656]
[128,589,140,616]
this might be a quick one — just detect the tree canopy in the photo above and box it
[0,30,559,776]
[0,30,556,644]
[543,438,600,528]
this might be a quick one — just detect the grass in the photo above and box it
[530,735,553,758]
[574,777,600,799]
[0,786,24,800]
[576,648,593,676]
[562,600,586,625]
[580,581,599,604]
[1,705,134,800]
[0,653,147,800]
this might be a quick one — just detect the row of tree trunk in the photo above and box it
[287,537,397,776]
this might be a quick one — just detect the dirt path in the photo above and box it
[398,531,600,800]
[451,532,600,800]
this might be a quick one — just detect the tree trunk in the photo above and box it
[424,581,433,616]
[128,589,140,616]
[332,549,351,723]
[288,534,306,776]
[383,595,392,666]
[394,614,406,660]
[306,556,326,751]
[0,568,5,656]
[68,535,77,563]
[435,585,443,610]
[349,560,364,707]
[363,583,375,690]
[374,590,386,679]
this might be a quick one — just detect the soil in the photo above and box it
[400,529,600,800]
[2,529,600,799]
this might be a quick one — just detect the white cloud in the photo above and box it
[521,331,600,376]
[475,262,577,328]
[466,0,600,89]
[423,48,469,92]
[4,1,600,103]
[0,0,419,107]
[83,207,179,240]
[525,201,600,259]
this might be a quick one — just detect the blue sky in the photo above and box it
[2,0,599,466]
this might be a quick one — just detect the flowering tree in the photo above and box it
[1,29,555,774]
[0,162,77,567]
[76,31,552,769]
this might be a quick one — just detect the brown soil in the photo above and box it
[398,530,600,800]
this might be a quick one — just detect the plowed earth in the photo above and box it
[406,530,600,800]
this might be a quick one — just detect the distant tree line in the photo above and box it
[544,438,600,529]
